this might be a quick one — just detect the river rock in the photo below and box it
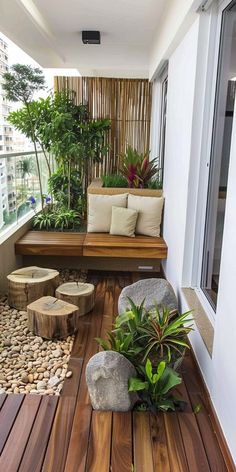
[118,278,178,314]
[86,351,137,412]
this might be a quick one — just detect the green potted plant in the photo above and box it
[88,145,162,198]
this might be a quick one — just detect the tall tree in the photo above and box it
[3,64,46,207]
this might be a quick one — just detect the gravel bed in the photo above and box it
[0,268,87,395]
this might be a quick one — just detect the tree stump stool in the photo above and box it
[55,282,95,316]
[27,296,80,339]
[7,266,60,310]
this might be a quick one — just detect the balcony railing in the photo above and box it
[0,150,52,238]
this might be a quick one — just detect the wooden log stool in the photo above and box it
[55,282,95,316]
[7,266,60,310]
[27,296,79,339]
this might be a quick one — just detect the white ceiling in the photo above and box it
[0,0,167,77]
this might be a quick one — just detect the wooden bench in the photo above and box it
[15,231,168,259]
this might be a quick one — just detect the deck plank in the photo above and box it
[175,382,211,472]
[111,412,133,472]
[64,279,106,472]
[85,411,112,472]
[182,357,228,471]
[133,412,154,472]
[150,413,171,472]
[0,394,6,410]
[164,412,189,472]
[0,395,41,471]
[0,394,24,454]
[19,396,58,472]
[0,272,231,472]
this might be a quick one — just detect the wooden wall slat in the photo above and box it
[54,77,152,186]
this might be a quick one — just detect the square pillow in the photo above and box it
[87,193,128,232]
[110,206,138,237]
[128,194,164,237]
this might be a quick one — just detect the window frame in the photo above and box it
[184,0,234,325]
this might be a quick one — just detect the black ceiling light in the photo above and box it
[82,31,100,44]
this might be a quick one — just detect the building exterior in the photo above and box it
[0,36,16,229]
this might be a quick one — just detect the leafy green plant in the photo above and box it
[102,174,128,188]
[3,64,47,206]
[33,210,55,230]
[120,146,159,188]
[137,306,193,363]
[147,178,162,189]
[54,209,81,230]
[97,299,193,369]
[129,358,182,412]
[96,330,142,361]
[115,298,147,334]
[48,167,83,211]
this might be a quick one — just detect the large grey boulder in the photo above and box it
[86,351,137,411]
[118,278,178,314]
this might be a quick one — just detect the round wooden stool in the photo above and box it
[7,266,60,310]
[27,296,79,339]
[55,282,95,316]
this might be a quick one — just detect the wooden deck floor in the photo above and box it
[0,272,233,472]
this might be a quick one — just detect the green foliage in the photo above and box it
[102,174,128,188]
[54,209,81,230]
[129,358,182,412]
[120,146,159,188]
[48,167,83,211]
[115,298,147,334]
[147,178,163,189]
[96,331,142,361]
[137,306,193,363]
[96,299,193,369]
[3,64,48,207]
[33,210,55,230]
[33,207,81,231]
[2,64,45,104]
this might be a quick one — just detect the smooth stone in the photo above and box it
[86,351,137,412]
[66,371,73,378]
[48,376,60,388]
[118,278,178,314]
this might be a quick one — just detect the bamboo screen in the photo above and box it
[54,77,152,182]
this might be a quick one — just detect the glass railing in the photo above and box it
[0,150,53,238]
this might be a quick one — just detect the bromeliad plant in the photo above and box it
[120,146,160,188]
[137,306,193,365]
[129,358,183,412]
[96,299,193,367]
[96,298,193,413]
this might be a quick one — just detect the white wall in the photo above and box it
[149,0,200,79]
[150,4,236,464]
[162,19,199,288]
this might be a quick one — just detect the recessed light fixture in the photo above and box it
[82,31,101,44]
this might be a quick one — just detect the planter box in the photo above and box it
[87,178,163,197]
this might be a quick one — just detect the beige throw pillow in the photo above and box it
[87,193,128,232]
[110,206,138,237]
[128,194,164,237]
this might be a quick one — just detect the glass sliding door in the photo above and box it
[158,68,168,183]
[201,0,236,309]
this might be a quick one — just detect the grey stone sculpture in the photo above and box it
[118,278,178,314]
[86,351,138,411]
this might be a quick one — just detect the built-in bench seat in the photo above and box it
[15,231,168,259]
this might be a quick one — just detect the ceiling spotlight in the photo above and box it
[82,31,100,45]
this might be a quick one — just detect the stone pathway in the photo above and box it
[0,268,87,395]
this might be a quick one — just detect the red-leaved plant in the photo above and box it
[120,145,159,188]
